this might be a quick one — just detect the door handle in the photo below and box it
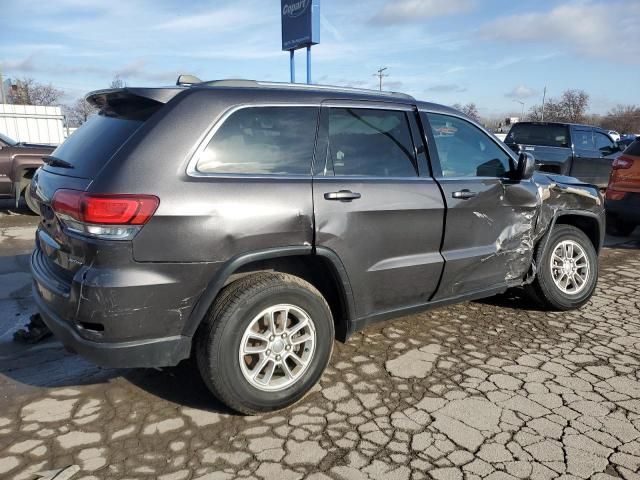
[452,189,477,199]
[324,190,361,202]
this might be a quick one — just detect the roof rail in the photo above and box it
[197,79,415,100]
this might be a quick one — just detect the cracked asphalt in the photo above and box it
[0,207,639,480]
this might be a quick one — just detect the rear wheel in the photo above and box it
[606,215,636,236]
[196,272,334,414]
[527,225,598,310]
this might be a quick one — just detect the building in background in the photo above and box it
[0,104,65,145]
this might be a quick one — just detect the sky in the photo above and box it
[1,0,639,118]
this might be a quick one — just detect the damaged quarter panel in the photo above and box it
[90,89,317,264]
[531,172,605,251]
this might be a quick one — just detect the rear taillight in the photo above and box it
[606,189,626,201]
[51,189,159,240]
[612,156,634,170]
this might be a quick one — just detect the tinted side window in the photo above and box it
[573,130,594,149]
[327,108,417,177]
[196,107,317,175]
[624,139,640,156]
[594,132,614,152]
[426,113,512,178]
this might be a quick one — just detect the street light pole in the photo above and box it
[513,100,525,119]
[0,68,6,104]
[374,67,388,91]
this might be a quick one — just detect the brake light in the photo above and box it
[612,156,634,170]
[51,189,159,240]
[606,189,626,201]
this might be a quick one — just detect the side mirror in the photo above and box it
[516,152,536,180]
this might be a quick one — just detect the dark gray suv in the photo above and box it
[31,80,604,414]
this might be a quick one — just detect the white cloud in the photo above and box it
[478,1,640,61]
[505,85,538,99]
[370,0,476,25]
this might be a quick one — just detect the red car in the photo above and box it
[606,139,640,236]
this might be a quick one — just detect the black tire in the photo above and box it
[196,272,334,414]
[606,215,636,237]
[527,225,598,311]
[24,181,39,215]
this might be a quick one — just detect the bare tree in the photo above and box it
[528,89,590,123]
[8,77,64,106]
[452,102,480,122]
[600,105,640,134]
[64,98,97,127]
[110,75,126,89]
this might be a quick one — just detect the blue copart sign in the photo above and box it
[281,0,320,51]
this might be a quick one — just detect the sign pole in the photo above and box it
[306,46,311,84]
[290,50,295,83]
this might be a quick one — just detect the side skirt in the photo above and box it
[346,285,508,337]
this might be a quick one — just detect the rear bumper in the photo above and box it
[606,192,640,224]
[33,281,191,368]
[30,243,207,368]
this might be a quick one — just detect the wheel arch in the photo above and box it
[554,211,603,252]
[185,246,356,342]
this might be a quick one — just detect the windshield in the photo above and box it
[505,124,570,148]
[0,132,18,146]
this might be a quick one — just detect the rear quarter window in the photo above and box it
[505,124,570,148]
[195,106,318,175]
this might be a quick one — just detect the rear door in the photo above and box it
[313,102,445,320]
[422,112,539,300]
[570,127,617,187]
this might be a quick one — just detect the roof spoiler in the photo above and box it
[85,87,182,109]
[176,74,202,86]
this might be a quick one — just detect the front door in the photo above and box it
[313,104,445,320]
[421,112,540,300]
[571,128,618,188]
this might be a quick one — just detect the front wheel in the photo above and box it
[196,272,334,414]
[527,225,598,310]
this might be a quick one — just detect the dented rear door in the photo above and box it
[422,112,539,299]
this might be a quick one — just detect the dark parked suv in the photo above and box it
[504,122,622,188]
[31,80,604,413]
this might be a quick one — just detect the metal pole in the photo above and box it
[541,86,547,122]
[290,50,295,83]
[0,68,5,104]
[306,46,311,84]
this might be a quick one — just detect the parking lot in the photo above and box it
[0,207,639,480]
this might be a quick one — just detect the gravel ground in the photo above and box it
[0,211,639,480]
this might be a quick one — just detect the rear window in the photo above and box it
[505,124,570,148]
[45,114,146,179]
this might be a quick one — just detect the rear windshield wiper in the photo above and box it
[42,155,74,168]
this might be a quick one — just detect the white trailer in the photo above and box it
[0,104,65,145]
